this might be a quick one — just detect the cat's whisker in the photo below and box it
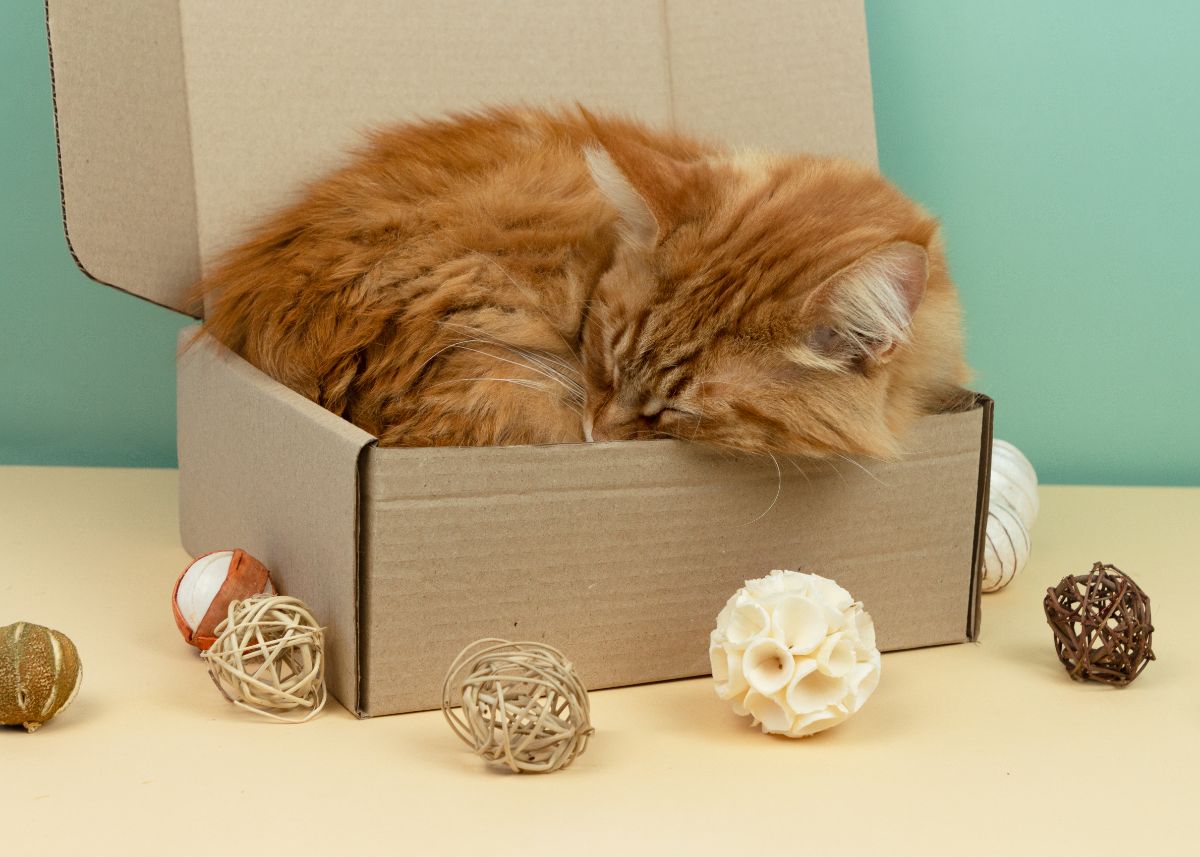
[511,351,586,401]
[786,456,814,487]
[445,344,584,399]
[742,451,783,527]
[460,250,583,361]
[434,320,586,399]
[824,458,848,484]
[782,455,815,487]
[447,329,585,387]
[426,376,583,417]
[526,350,585,379]
[410,337,492,382]
[509,347,585,393]
[833,452,890,487]
[427,376,546,392]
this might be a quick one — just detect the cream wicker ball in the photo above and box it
[442,639,594,774]
[201,594,327,723]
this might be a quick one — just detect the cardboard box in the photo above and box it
[46,0,991,716]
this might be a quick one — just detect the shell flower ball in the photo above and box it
[710,570,881,738]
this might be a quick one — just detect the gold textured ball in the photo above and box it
[442,639,593,774]
[0,622,83,732]
[201,595,327,723]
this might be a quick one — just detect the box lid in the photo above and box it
[46,0,877,316]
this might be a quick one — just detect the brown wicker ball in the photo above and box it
[1043,562,1154,686]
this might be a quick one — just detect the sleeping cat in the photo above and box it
[195,106,967,457]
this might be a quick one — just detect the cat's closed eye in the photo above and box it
[642,402,695,422]
[640,400,675,419]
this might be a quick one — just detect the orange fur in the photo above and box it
[194,106,967,456]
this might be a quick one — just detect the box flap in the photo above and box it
[45,0,201,314]
[665,0,876,156]
[176,329,375,709]
[47,0,876,313]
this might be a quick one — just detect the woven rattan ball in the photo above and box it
[201,594,327,722]
[1043,562,1155,686]
[442,639,594,773]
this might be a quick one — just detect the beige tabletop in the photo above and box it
[1,466,1195,854]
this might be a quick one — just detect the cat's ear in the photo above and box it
[582,114,704,247]
[584,146,661,247]
[800,242,929,366]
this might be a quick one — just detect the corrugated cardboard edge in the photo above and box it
[176,328,375,711]
[967,394,995,641]
[351,442,375,718]
[44,0,201,316]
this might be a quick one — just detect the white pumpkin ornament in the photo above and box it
[710,570,881,738]
[982,439,1039,593]
[991,440,1039,528]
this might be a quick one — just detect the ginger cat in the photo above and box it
[196,106,967,457]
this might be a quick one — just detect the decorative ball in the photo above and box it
[710,569,881,738]
[982,439,1039,593]
[1043,562,1154,686]
[991,439,1039,529]
[1,622,83,732]
[982,500,1032,593]
[442,639,594,773]
[172,549,275,650]
[201,594,327,722]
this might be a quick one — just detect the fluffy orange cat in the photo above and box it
[196,106,967,457]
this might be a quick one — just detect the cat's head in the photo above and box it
[579,124,968,459]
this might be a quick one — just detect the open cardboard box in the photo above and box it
[46,0,991,716]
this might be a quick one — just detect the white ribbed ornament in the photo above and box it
[982,440,1039,593]
[991,440,1038,529]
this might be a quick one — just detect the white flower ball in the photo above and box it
[710,569,881,737]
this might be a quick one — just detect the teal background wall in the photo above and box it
[1,3,189,467]
[866,0,1199,487]
[2,2,1197,483]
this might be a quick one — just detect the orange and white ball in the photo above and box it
[172,550,275,650]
